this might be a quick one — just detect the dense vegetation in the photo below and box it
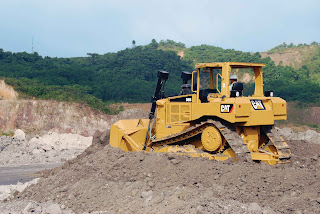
[0,40,319,114]
[0,42,192,112]
[267,42,320,83]
[158,39,186,51]
[268,42,319,53]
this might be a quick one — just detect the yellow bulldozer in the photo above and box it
[110,62,291,165]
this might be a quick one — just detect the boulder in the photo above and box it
[141,190,153,198]
[42,144,54,152]
[92,130,110,146]
[22,202,35,214]
[280,128,293,138]
[304,130,320,144]
[45,204,62,214]
[13,129,26,141]
[248,202,262,213]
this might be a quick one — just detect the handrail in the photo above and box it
[216,73,222,93]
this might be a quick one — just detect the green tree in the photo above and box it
[150,39,158,49]
[87,53,99,65]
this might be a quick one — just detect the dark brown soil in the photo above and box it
[14,135,320,213]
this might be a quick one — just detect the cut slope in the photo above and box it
[0,80,18,100]
[260,45,319,69]
[0,100,111,136]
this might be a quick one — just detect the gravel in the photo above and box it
[0,130,92,166]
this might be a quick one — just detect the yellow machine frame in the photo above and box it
[110,62,291,165]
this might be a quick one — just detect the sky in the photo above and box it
[0,0,319,57]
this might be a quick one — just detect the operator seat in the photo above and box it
[230,82,243,97]
[199,89,217,102]
[180,84,192,95]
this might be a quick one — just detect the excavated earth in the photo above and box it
[0,107,319,213]
[4,132,319,214]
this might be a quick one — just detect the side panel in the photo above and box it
[155,98,191,139]
[166,102,191,124]
[155,96,287,138]
[191,97,286,126]
[192,100,237,123]
[272,97,287,116]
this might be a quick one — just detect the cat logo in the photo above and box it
[220,104,233,113]
[250,100,265,110]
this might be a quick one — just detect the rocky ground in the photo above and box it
[0,108,319,213]
[0,130,92,166]
[281,127,319,144]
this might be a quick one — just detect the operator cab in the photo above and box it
[192,62,268,103]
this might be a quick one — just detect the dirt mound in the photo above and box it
[13,133,320,213]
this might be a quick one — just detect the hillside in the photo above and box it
[0,40,319,111]
[260,43,320,83]
[260,45,318,69]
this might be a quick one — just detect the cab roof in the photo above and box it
[195,62,266,69]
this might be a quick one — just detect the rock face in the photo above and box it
[260,45,319,69]
[0,80,18,100]
[0,100,112,137]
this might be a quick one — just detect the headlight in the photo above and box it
[264,90,274,97]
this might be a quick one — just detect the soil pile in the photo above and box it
[13,133,320,213]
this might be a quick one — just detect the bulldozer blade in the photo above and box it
[110,119,149,152]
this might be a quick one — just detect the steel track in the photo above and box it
[262,126,292,163]
[151,119,251,161]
